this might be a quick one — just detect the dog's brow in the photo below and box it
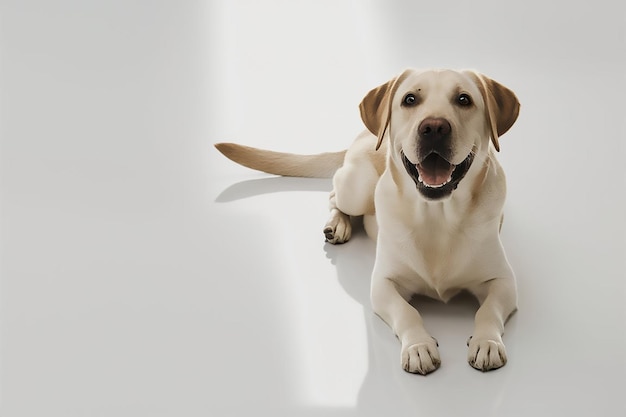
[403,86,422,93]
[451,84,465,95]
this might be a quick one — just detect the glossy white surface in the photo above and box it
[2,1,625,416]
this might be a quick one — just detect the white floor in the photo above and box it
[2,1,625,416]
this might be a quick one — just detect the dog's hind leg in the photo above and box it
[323,155,379,244]
[323,189,352,244]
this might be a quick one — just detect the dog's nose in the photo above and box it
[418,118,451,141]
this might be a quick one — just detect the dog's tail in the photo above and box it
[214,143,346,178]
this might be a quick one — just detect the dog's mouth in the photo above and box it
[401,151,474,200]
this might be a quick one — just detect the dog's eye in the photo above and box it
[403,93,417,106]
[457,93,472,106]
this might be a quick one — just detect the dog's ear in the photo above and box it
[359,70,412,150]
[470,72,520,152]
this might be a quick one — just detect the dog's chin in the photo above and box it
[401,151,474,200]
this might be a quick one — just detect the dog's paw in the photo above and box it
[467,336,507,371]
[323,211,351,244]
[401,340,441,375]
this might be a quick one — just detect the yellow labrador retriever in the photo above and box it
[215,68,520,374]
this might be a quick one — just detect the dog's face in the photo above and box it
[392,70,487,200]
[360,69,520,200]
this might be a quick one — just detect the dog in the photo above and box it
[215,68,520,374]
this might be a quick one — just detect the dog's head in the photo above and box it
[360,69,520,200]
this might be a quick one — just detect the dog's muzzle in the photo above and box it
[401,150,474,200]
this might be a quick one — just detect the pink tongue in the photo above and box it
[417,156,454,186]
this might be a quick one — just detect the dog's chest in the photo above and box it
[413,225,468,280]
[380,206,481,299]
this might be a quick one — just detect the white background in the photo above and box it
[1,1,625,416]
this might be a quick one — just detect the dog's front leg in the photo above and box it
[467,277,518,371]
[371,276,440,375]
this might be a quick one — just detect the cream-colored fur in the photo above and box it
[215,68,520,374]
